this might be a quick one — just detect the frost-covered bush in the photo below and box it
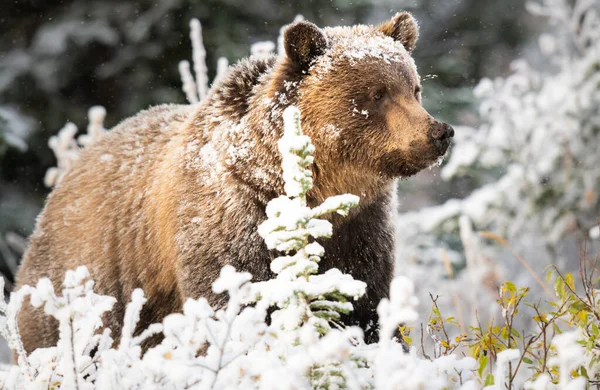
[444,0,600,243]
[397,0,600,326]
[430,255,600,389]
[44,106,107,187]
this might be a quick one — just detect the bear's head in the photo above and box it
[276,13,454,192]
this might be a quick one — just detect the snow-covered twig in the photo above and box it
[45,105,108,188]
[190,19,208,101]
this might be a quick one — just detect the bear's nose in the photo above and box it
[430,122,455,140]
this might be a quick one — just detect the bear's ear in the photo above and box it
[378,12,419,53]
[284,21,328,70]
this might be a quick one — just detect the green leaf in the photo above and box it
[510,328,521,339]
[553,323,562,335]
[523,357,533,365]
[478,355,489,377]
[484,374,494,386]
[554,277,565,299]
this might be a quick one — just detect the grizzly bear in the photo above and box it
[15,12,454,352]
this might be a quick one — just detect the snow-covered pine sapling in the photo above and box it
[253,106,365,338]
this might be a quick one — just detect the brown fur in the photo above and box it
[16,13,453,352]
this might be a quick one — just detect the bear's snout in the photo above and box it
[429,122,454,141]
[428,122,454,154]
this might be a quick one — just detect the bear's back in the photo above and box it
[17,103,194,297]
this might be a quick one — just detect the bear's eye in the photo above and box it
[372,89,385,102]
[414,85,422,101]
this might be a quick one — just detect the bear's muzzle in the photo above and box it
[429,122,454,154]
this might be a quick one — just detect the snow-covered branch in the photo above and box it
[44,106,107,188]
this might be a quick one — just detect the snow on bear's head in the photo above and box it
[281,12,454,180]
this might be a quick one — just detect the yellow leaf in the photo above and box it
[505,281,517,294]
[565,273,575,291]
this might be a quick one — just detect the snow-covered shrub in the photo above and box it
[4,247,600,388]
[397,0,600,326]
[0,266,118,388]
[178,18,236,104]
[415,250,600,388]
[444,0,600,244]
[178,15,300,105]
[0,107,35,155]
[44,106,107,187]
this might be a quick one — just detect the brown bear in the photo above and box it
[15,12,454,353]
